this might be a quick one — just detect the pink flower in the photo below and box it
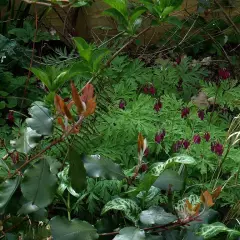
[181,107,190,118]
[154,101,162,112]
[198,110,205,120]
[204,132,210,142]
[193,135,201,144]
[183,140,190,149]
[119,100,126,110]
[218,68,230,80]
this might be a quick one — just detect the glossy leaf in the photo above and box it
[0,177,20,212]
[15,127,42,154]
[26,102,53,136]
[30,68,51,90]
[132,155,195,195]
[74,37,92,62]
[200,190,214,208]
[21,159,57,208]
[198,222,240,239]
[104,0,128,19]
[113,227,145,240]
[153,169,184,191]
[140,206,177,226]
[54,94,73,120]
[17,202,39,215]
[102,198,141,223]
[103,8,128,27]
[82,155,125,180]
[68,147,86,192]
[50,216,99,240]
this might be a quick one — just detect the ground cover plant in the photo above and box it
[0,0,240,239]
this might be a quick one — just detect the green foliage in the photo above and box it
[113,227,145,240]
[50,216,99,240]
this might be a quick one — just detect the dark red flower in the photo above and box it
[144,147,149,157]
[141,163,148,172]
[193,135,201,144]
[181,107,190,118]
[143,85,149,94]
[7,111,14,124]
[155,130,166,144]
[154,101,162,112]
[119,100,126,110]
[211,142,224,156]
[176,57,181,65]
[173,140,183,152]
[183,140,190,149]
[198,110,205,120]
[218,68,230,80]
[177,79,183,92]
[149,85,156,95]
[204,132,210,142]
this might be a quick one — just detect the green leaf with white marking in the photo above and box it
[102,198,141,223]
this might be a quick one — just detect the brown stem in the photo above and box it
[99,215,201,237]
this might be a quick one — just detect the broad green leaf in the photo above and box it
[74,37,92,62]
[68,62,91,79]
[146,234,163,240]
[0,101,6,109]
[129,7,146,26]
[0,91,8,96]
[15,127,42,154]
[140,206,177,226]
[21,159,57,208]
[50,216,99,240]
[17,202,39,215]
[30,68,51,90]
[7,98,18,108]
[104,0,128,19]
[45,156,62,174]
[153,170,184,191]
[92,49,110,72]
[102,198,141,223]
[165,16,183,28]
[82,155,125,180]
[68,147,86,192]
[103,8,128,27]
[26,102,53,136]
[132,155,195,195]
[197,222,240,239]
[0,177,20,212]
[113,227,145,240]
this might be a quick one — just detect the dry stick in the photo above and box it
[214,0,240,35]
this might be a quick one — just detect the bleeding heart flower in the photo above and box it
[204,132,210,142]
[183,140,190,149]
[218,68,230,80]
[119,100,126,110]
[141,163,148,172]
[143,85,149,94]
[193,135,201,144]
[144,147,149,157]
[198,110,205,120]
[7,111,14,124]
[154,101,162,112]
[176,57,181,65]
[211,142,224,156]
[149,85,156,95]
[173,140,183,152]
[181,107,190,118]
[155,130,166,144]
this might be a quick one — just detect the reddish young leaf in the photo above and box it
[81,83,94,103]
[54,95,65,115]
[212,186,222,201]
[83,97,96,117]
[185,199,193,211]
[57,117,65,131]
[193,203,201,216]
[200,190,214,207]
[63,103,73,121]
[71,82,84,115]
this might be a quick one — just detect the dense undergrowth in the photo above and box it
[0,0,240,239]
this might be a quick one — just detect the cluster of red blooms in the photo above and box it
[143,83,156,95]
[181,107,205,121]
[173,132,224,156]
[155,130,166,144]
[119,100,126,110]
[218,68,230,80]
